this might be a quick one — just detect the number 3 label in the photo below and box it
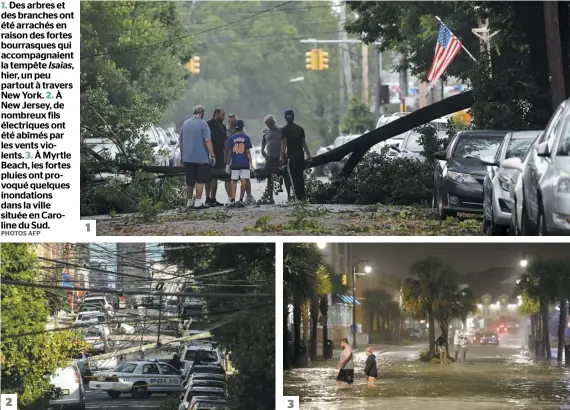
[282,396,299,409]
[1,394,17,409]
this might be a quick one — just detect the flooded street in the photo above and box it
[284,335,570,409]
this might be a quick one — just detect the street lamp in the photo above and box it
[520,252,541,268]
[316,241,327,250]
[351,260,371,348]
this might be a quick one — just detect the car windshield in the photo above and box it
[505,137,534,159]
[557,115,570,156]
[185,350,218,363]
[453,136,503,158]
[114,363,137,373]
[83,328,102,337]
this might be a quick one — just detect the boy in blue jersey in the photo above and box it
[226,120,253,205]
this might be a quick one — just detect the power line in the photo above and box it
[1,280,274,298]
[81,1,293,59]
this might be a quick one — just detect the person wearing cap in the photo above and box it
[280,109,311,201]
[226,120,253,205]
[179,105,216,209]
[227,113,255,204]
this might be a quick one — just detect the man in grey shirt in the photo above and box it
[261,114,290,203]
[179,105,216,209]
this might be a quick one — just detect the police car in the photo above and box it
[89,360,182,399]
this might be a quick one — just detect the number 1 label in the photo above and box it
[282,396,299,410]
[1,394,17,409]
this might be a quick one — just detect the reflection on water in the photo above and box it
[284,347,570,410]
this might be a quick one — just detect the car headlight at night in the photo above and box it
[556,177,570,193]
[447,171,479,184]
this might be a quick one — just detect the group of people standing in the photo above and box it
[436,329,469,364]
[336,338,378,388]
[178,105,312,210]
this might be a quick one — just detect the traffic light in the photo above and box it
[318,50,329,70]
[185,56,200,74]
[341,274,347,286]
[305,49,319,71]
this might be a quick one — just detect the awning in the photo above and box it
[335,294,360,306]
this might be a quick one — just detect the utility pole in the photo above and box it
[543,1,566,109]
[156,282,164,346]
[361,44,369,106]
[337,13,346,116]
[339,5,353,100]
[374,47,382,120]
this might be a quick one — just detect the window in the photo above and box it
[452,136,504,159]
[114,363,137,373]
[142,364,160,375]
[184,350,218,363]
[158,363,179,375]
[540,104,565,143]
[505,137,534,160]
[556,114,570,156]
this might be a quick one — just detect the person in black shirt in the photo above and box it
[435,334,448,365]
[279,109,311,201]
[168,354,182,371]
[206,108,231,206]
[363,347,378,387]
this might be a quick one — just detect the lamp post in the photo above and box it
[351,261,372,348]
[520,251,542,268]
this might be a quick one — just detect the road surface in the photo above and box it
[284,334,570,409]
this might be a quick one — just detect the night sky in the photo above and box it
[342,242,570,277]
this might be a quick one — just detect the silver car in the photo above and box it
[503,99,570,235]
[395,129,448,161]
[481,131,540,235]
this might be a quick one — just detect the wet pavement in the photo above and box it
[284,335,570,410]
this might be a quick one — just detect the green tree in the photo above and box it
[1,244,87,409]
[309,265,332,360]
[345,2,570,130]
[162,244,274,410]
[283,243,329,367]
[402,257,457,358]
[339,96,376,134]
[166,1,342,149]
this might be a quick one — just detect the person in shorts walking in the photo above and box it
[336,338,354,387]
[261,114,290,203]
[179,105,216,209]
[226,120,253,205]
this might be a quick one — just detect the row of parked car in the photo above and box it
[84,126,181,184]
[434,98,570,235]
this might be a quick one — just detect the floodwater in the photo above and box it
[284,336,570,410]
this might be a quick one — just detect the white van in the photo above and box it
[49,363,86,410]
[75,311,107,326]
[180,344,223,375]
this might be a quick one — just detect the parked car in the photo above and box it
[49,364,86,410]
[375,112,409,128]
[390,128,448,161]
[89,360,182,399]
[75,311,107,327]
[178,386,226,410]
[180,344,224,375]
[502,98,570,235]
[502,136,540,235]
[481,130,541,235]
[251,147,265,169]
[74,352,118,376]
[313,145,333,177]
[433,130,508,219]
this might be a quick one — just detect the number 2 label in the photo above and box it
[1,394,18,409]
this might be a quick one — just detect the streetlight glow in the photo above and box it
[316,241,326,250]
[364,265,372,274]
[520,259,528,268]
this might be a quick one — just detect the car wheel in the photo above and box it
[437,196,448,221]
[107,391,121,399]
[537,201,547,236]
[131,383,148,399]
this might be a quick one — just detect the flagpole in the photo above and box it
[435,16,478,63]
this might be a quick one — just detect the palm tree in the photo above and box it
[309,265,332,361]
[284,244,330,367]
[319,295,329,356]
[402,258,458,358]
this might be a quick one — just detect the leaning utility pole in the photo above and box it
[543,1,566,109]
[374,47,382,119]
[361,44,369,106]
[337,17,346,116]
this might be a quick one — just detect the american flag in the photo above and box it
[426,22,462,85]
